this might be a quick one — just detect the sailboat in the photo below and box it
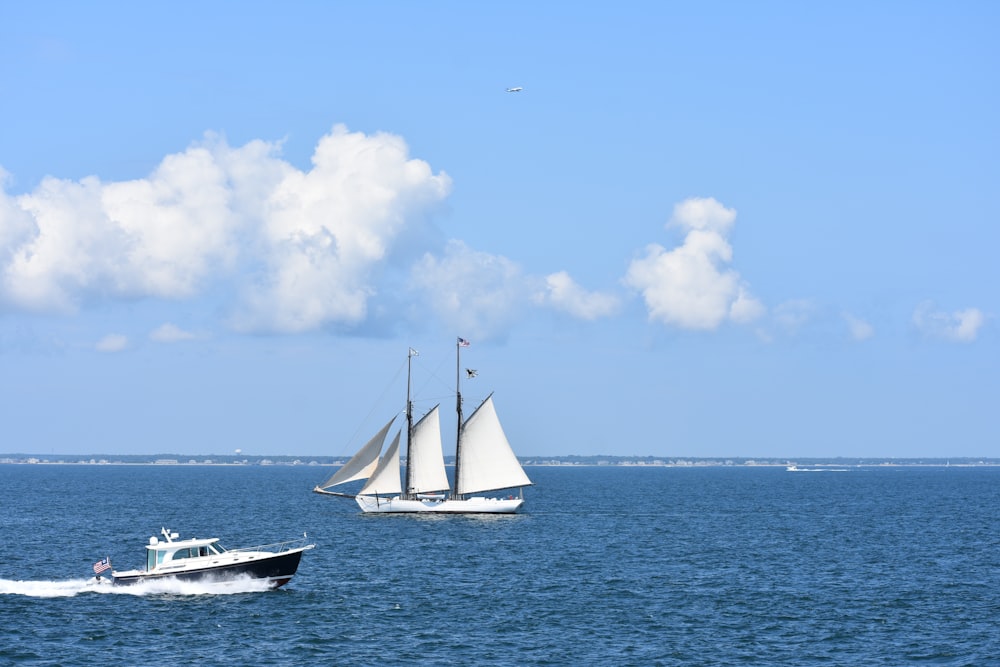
[313,339,532,514]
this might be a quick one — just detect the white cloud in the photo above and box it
[410,244,622,338]
[410,240,529,340]
[0,168,38,269]
[0,125,451,333]
[101,144,240,300]
[912,302,985,342]
[149,323,197,343]
[2,148,239,312]
[730,285,766,324]
[234,127,452,333]
[624,197,762,330]
[96,334,128,352]
[2,138,776,341]
[772,299,815,335]
[669,196,737,234]
[538,271,620,320]
[843,312,874,341]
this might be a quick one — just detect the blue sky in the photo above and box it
[1,2,997,459]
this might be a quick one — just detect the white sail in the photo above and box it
[317,417,396,489]
[319,344,530,514]
[456,395,532,495]
[407,405,450,494]
[359,431,402,496]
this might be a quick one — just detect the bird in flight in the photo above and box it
[505,87,523,93]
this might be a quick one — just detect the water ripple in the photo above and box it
[1,465,998,665]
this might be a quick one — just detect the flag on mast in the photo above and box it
[458,337,470,347]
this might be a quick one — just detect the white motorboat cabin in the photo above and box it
[145,530,229,572]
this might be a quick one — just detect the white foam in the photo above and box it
[0,574,275,598]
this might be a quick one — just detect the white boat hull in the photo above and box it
[355,495,524,514]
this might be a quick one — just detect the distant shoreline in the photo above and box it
[2,454,998,468]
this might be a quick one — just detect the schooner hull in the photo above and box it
[355,495,524,514]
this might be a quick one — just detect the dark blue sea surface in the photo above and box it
[1,464,997,666]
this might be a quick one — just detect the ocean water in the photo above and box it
[1,464,997,666]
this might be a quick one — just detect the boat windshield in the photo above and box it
[161,545,215,561]
[210,543,227,554]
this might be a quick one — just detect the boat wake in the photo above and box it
[0,575,275,598]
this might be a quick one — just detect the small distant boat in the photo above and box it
[108,528,314,588]
[314,339,532,514]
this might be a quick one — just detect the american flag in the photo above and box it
[458,337,470,347]
[93,557,111,574]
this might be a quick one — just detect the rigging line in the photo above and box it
[335,358,407,457]
[411,348,460,398]
[414,392,453,404]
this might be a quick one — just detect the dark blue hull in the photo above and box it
[112,548,307,588]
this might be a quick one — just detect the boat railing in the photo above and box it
[226,535,313,554]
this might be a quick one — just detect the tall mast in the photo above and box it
[453,337,465,499]
[403,347,416,499]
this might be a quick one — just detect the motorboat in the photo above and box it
[109,528,314,588]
